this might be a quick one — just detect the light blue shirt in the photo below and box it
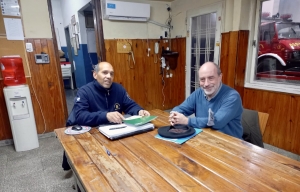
[172,84,243,139]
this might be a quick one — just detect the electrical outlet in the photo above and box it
[26,43,33,52]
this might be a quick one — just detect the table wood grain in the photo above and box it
[55,109,300,192]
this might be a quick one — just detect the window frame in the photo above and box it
[244,0,300,95]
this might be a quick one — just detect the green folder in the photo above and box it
[123,115,158,126]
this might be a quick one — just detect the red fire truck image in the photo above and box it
[257,13,300,80]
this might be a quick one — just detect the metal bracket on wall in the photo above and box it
[252,40,256,47]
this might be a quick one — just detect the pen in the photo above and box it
[109,125,127,130]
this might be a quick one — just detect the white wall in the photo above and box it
[59,0,170,40]
[51,0,90,46]
[238,0,255,30]
[60,0,91,44]
[78,11,88,44]
[54,0,257,41]
[51,0,67,47]
[171,0,255,37]
[171,0,228,37]
[60,0,91,31]
[102,0,170,39]
[20,0,52,38]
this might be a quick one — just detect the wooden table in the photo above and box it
[55,109,300,192]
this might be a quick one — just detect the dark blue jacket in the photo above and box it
[66,80,143,127]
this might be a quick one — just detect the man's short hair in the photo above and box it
[94,62,113,73]
[214,62,222,76]
[93,63,100,73]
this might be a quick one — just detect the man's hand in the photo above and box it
[169,111,188,126]
[138,110,150,116]
[106,111,124,124]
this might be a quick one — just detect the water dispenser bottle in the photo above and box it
[0,56,26,86]
[1,55,39,151]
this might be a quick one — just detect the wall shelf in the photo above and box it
[162,51,179,70]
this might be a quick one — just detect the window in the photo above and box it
[245,0,300,94]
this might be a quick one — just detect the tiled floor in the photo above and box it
[0,89,78,192]
[0,134,75,192]
[0,88,299,191]
[264,143,300,161]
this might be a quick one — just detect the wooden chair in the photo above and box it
[242,109,269,147]
[258,112,269,137]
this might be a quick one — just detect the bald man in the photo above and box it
[63,62,149,170]
[66,61,149,126]
[169,62,243,139]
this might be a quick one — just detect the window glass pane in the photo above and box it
[190,13,216,93]
[255,0,300,85]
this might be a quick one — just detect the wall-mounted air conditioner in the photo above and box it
[103,0,150,22]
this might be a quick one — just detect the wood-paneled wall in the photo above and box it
[0,37,185,141]
[105,38,186,111]
[243,89,300,155]
[0,38,68,141]
[220,30,300,155]
[26,39,68,133]
[220,30,249,98]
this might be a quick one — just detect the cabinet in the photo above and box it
[61,62,74,89]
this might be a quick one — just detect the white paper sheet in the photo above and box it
[4,18,24,40]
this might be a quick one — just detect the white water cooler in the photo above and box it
[3,85,39,151]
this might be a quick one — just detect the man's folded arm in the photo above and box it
[172,93,197,116]
[188,117,208,128]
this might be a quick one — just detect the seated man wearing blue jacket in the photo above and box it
[169,62,243,139]
[63,61,150,170]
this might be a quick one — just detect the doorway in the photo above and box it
[48,0,105,113]
[64,26,76,89]
[185,2,223,97]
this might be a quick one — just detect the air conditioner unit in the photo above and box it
[103,0,150,22]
